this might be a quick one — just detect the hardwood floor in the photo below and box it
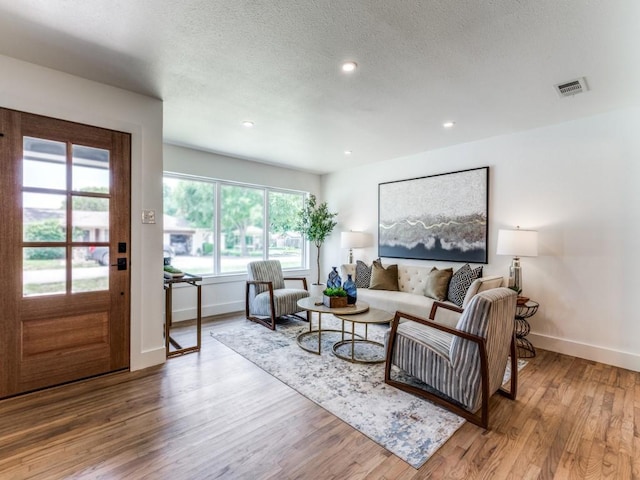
[0,313,638,479]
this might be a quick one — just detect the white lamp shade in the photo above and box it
[340,231,371,249]
[496,228,538,257]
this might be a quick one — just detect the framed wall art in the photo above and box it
[378,166,489,263]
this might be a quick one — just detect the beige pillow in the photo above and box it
[369,261,399,291]
[424,267,453,301]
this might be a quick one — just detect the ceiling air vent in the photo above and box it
[554,77,588,97]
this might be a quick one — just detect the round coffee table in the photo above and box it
[296,297,369,355]
[333,308,394,363]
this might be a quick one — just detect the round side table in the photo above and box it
[515,300,539,358]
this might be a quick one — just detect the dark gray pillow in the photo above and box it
[447,264,483,307]
[355,258,378,288]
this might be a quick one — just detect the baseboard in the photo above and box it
[170,301,244,323]
[528,332,640,372]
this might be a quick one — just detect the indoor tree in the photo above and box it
[297,194,337,285]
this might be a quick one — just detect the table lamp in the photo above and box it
[340,231,371,263]
[496,226,538,294]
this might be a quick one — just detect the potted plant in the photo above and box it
[297,194,338,293]
[322,286,348,308]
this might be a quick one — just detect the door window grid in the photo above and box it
[22,136,111,296]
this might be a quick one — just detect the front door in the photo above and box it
[0,108,131,398]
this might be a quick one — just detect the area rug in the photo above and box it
[210,316,523,469]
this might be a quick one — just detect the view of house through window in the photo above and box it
[163,175,305,275]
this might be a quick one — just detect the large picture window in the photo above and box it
[163,174,305,275]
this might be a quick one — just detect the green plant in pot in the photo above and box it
[322,286,348,308]
[296,194,338,288]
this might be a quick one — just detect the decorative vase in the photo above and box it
[343,273,357,305]
[327,266,342,289]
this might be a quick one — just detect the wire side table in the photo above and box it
[515,300,539,358]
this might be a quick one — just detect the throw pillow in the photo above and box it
[355,258,379,288]
[447,264,483,307]
[369,260,399,291]
[424,267,453,301]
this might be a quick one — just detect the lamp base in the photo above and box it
[508,257,522,294]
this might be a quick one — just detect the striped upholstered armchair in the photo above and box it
[245,260,310,330]
[384,287,518,429]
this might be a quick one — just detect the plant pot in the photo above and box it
[309,283,326,299]
[323,295,348,308]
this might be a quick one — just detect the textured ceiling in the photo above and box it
[0,0,639,174]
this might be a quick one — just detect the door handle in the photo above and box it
[111,258,127,270]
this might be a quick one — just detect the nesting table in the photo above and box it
[295,297,370,355]
[296,297,393,363]
[333,308,394,363]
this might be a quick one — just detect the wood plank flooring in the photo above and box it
[0,312,638,479]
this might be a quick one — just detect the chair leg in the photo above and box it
[245,283,277,330]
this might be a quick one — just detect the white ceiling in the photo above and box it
[1,0,639,174]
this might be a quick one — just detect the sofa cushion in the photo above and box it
[397,264,431,294]
[357,288,462,328]
[447,264,483,307]
[369,260,399,291]
[424,267,453,301]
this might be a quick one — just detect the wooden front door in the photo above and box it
[0,108,131,399]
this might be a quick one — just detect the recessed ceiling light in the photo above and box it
[344,150,353,155]
[443,121,455,128]
[242,121,254,128]
[341,61,357,73]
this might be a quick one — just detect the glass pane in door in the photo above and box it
[72,197,109,242]
[23,193,67,242]
[22,137,66,190]
[72,145,110,193]
[72,246,108,293]
[23,247,66,296]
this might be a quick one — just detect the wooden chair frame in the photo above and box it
[384,302,517,429]
[245,277,309,330]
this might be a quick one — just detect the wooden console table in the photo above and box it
[164,273,202,358]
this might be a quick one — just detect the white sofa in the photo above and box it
[340,263,504,327]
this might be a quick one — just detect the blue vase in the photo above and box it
[344,273,357,305]
[327,266,341,288]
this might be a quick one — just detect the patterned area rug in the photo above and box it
[211,316,522,469]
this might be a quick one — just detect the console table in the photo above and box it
[164,273,202,358]
[515,300,539,358]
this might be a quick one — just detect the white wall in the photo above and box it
[0,54,166,371]
[322,107,640,372]
[163,144,321,319]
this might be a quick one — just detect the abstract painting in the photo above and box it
[378,167,489,263]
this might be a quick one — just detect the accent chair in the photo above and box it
[384,287,518,429]
[245,260,310,330]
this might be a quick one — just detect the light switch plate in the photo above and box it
[141,210,156,224]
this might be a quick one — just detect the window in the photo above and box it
[163,174,305,275]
